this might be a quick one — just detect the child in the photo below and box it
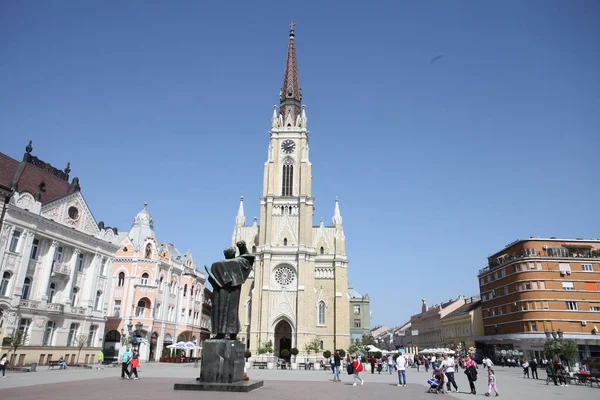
[485,368,499,397]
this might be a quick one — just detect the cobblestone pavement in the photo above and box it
[0,363,595,399]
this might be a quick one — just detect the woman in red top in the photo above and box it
[352,355,364,386]
[128,349,140,380]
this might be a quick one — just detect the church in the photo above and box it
[232,25,355,358]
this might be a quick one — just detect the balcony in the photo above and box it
[480,249,600,275]
[19,300,41,309]
[70,306,88,316]
[51,262,71,277]
[47,303,64,313]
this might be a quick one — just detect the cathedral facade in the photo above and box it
[232,25,351,357]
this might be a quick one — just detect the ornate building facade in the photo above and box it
[232,26,352,357]
[103,205,208,362]
[0,143,117,366]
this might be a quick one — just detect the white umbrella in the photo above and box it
[185,341,200,350]
[366,345,383,353]
[167,341,188,349]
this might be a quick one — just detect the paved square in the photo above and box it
[0,364,595,399]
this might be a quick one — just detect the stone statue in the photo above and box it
[205,240,255,340]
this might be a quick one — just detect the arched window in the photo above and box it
[94,291,102,310]
[136,299,146,317]
[145,243,152,259]
[320,340,324,350]
[67,323,79,346]
[22,277,32,300]
[190,285,194,297]
[283,238,288,246]
[141,273,149,285]
[0,272,11,296]
[71,287,79,307]
[117,272,125,287]
[183,284,188,297]
[282,159,293,196]
[318,301,326,325]
[320,246,324,255]
[47,282,56,303]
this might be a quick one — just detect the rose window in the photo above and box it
[274,266,295,287]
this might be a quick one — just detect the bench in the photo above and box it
[299,362,314,370]
[47,361,65,369]
[252,361,267,369]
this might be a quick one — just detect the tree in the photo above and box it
[244,350,252,361]
[323,350,332,359]
[543,339,578,367]
[9,330,28,363]
[73,334,88,365]
[361,333,374,346]
[348,338,368,357]
[336,349,346,357]
[559,339,578,366]
[257,340,273,356]
[304,337,321,358]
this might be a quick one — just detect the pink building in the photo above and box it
[103,204,208,362]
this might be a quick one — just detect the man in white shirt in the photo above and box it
[440,353,459,393]
[396,353,407,387]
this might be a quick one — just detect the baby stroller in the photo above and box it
[427,370,446,394]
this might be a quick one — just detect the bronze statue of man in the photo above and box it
[205,240,255,340]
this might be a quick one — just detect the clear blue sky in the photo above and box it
[1,1,599,327]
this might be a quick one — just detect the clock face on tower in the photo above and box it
[281,140,296,154]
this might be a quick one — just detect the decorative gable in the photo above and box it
[41,192,100,237]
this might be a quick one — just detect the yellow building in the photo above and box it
[441,298,483,352]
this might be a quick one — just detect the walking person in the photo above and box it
[522,359,530,378]
[369,355,376,374]
[332,350,341,382]
[121,346,133,380]
[387,354,394,374]
[464,354,478,395]
[485,368,499,397]
[529,358,538,379]
[0,354,8,378]
[396,352,407,387]
[351,355,364,386]
[128,349,140,380]
[97,350,104,369]
[441,353,459,393]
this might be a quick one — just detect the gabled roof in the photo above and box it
[442,299,481,320]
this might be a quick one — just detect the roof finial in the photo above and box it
[289,21,296,37]
[26,140,33,154]
[143,202,148,209]
[64,162,71,175]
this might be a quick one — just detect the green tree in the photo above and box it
[304,337,321,360]
[361,334,374,346]
[323,350,332,359]
[257,340,273,355]
[559,339,578,366]
[10,330,29,364]
[244,350,252,361]
[348,338,368,356]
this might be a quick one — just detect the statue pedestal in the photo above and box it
[173,339,263,393]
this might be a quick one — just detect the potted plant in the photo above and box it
[281,349,290,360]
[263,340,274,369]
[304,337,321,370]
[290,348,299,370]
[244,350,252,369]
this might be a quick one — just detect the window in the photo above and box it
[113,300,121,317]
[354,319,361,328]
[543,302,550,309]
[559,263,571,273]
[54,246,63,263]
[154,303,161,319]
[501,268,506,277]
[318,301,326,325]
[584,282,597,291]
[87,325,98,347]
[538,281,546,289]
[18,318,31,335]
[47,282,56,302]
[100,259,107,276]
[159,276,164,290]
[283,238,288,246]
[562,282,574,291]
[282,159,293,196]
[548,247,569,257]
[479,278,484,286]
[493,271,498,280]
[582,264,593,272]
[566,301,578,311]
[0,271,11,297]
[22,277,32,300]
[76,253,85,272]
[94,291,102,311]
[320,340,324,350]
[590,306,600,312]
[67,323,79,346]
[141,273,149,285]
[30,239,39,260]
[71,287,79,306]
[43,321,55,346]
[136,300,146,317]
[117,272,125,287]
[536,262,543,271]
[183,284,187,297]
[9,230,21,253]
[354,305,360,314]
[525,282,531,290]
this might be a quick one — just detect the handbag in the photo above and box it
[346,362,354,375]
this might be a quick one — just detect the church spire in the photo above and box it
[280,22,302,122]
[236,196,246,226]
[332,198,343,226]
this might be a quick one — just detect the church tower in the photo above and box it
[233,24,350,358]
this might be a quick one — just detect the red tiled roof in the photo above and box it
[0,151,70,204]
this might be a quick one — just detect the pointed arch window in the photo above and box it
[47,282,56,303]
[283,238,288,246]
[320,246,324,255]
[183,284,188,297]
[282,159,293,196]
[0,272,11,296]
[22,277,32,300]
[318,301,326,326]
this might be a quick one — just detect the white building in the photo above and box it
[0,142,117,366]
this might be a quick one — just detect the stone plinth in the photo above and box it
[173,381,264,393]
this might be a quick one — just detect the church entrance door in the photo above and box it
[274,320,292,359]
